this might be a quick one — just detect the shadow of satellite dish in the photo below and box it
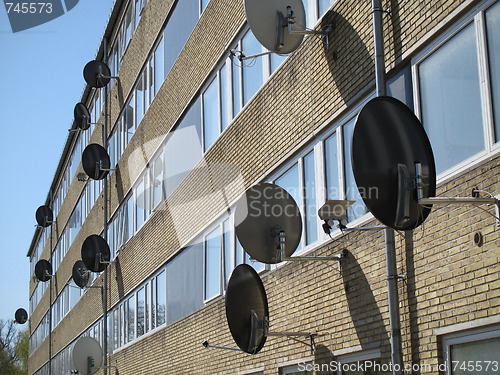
[72,260,90,288]
[244,0,306,54]
[321,11,372,103]
[82,144,111,180]
[226,264,269,354]
[35,205,53,228]
[352,96,436,230]
[15,308,28,324]
[74,103,91,131]
[81,235,111,273]
[35,259,52,282]
[83,60,111,89]
[72,336,103,375]
[234,183,302,264]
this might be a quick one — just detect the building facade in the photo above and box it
[27,0,500,374]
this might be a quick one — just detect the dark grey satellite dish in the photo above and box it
[82,144,111,180]
[244,0,306,54]
[35,259,52,282]
[352,96,436,230]
[81,235,110,273]
[15,308,28,324]
[72,260,90,288]
[226,264,268,354]
[83,60,111,88]
[72,336,103,375]
[74,102,91,130]
[234,183,302,264]
[35,205,53,227]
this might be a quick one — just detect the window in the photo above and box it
[154,38,164,94]
[126,294,135,343]
[156,270,166,326]
[203,77,219,151]
[303,150,317,245]
[486,1,500,142]
[200,0,210,14]
[204,228,221,301]
[152,151,164,209]
[418,22,484,174]
[242,30,264,105]
[136,72,145,126]
[335,347,381,375]
[442,325,500,375]
[223,219,232,286]
[281,363,314,375]
[136,287,145,337]
[324,131,340,200]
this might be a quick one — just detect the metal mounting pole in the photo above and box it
[48,189,53,375]
[372,1,403,373]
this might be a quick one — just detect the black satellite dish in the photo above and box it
[226,264,269,354]
[35,259,52,282]
[81,235,110,273]
[234,183,302,264]
[72,260,90,288]
[35,205,53,227]
[352,96,436,230]
[74,102,91,131]
[15,308,28,324]
[83,60,111,88]
[82,144,111,180]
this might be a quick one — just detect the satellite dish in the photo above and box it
[35,205,53,227]
[74,102,91,131]
[234,183,302,264]
[82,143,111,180]
[352,96,436,230]
[72,336,103,375]
[72,260,90,288]
[81,235,110,272]
[226,264,268,354]
[318,200,355,222]
[35,259,52,282]
[83,60,111,88]
[244,0,306,54]
[15,308,28,324]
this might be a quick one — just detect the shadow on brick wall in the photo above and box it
[343,250,390,348]
[321,11,373,104]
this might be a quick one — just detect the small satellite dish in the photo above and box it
[35,205,53,227]
[74,102,91,131]
[83,60,111,88]
[82,144,111,180]
[234,183,302,264]
[352,96,436,230]
[35,259,52,282]
[244,0,306,54]
[318,200,355,222]
[15,308,28,324]
[72,336,103,375]
[72,260,90,288]
[81,235,111,273]
[226,264,269,354]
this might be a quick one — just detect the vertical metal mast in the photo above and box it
[371,1,403,373]
[48,190,53,375]
[102,37,109,375]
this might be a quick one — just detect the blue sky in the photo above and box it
[0,0,115,323]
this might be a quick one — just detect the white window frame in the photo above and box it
[412,0,500,183]
[441,324,500,375]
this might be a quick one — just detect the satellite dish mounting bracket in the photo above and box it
[277,6,333,50]
[272,228,347,274]
[415,163,500,223]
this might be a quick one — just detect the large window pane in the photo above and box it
[318,0,333,18]
[419,23,484,173]
[154,38,164,94]
[136,287,145,337]
[203,78,219,152]
[164,0,198,77]
[325,132,340,200]
[136,74,145,126]
[220,64,229,131]
[166,243,203,324]
[275,163,301,249]
[232,60,241,117]
[127,295,135,343]
[270,53,286,74]
[343,119,367,221]
[156,270,166,326]
[304,151,317,245]
[152,152,164,209]
[205,229,221,300]
[450,337,500,375]
[223,220,232,286]
[242,30,263,105]
[486,2,500,142]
